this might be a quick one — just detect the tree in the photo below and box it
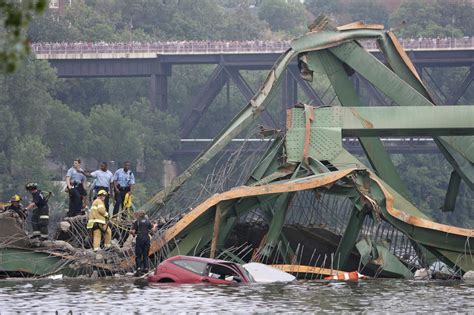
[126,98,180,183]
[87,104,143,164]
[345,0,389,26]
[9,135,52,195]
[0,58,57,136]
[222,1,269,40]
[43,101,91,165]
[436,0,473,36]
[390,0,467,38]
[304,0,341,18]
[258,0,307,35]
[28,12,83,42]
[0,0,47,72]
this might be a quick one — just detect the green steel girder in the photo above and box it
[329,42,434,107]
[328,41,474,190]
[443,171,462,212]
[338,106,473,137]
[291,28,381,52]
[356,238,414,278]
[334,206,368,270]
[169,223,213,257]
[308,50,409,199]
[376,32,433,102]
[376,32,474,204]
[247,135,286,185]
[142,48,298,214]
[0,248,72,277]
[259,203,295,263]
[259,193,294,258]
[347,170,474,272]
[286,105,473,163]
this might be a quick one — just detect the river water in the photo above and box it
[1,278,473,313]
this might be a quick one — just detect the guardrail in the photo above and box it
[31,37,474,56]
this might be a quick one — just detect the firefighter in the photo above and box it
[25,183,49,240]
[86,189,112,251]
[1,194,26,221]
[130,210,157,276]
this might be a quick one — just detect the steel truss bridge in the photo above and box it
[34,39,473,155]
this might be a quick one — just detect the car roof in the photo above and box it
[167,255,235,265]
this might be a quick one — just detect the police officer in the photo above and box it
[130,210,157,276]
[25,183,49,240]
[113,161,135,218]
[1,194,26,221]
[81,162,114,212]
[66,159,87,217]
[86,189,112,251]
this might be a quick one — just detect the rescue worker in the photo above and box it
[25,183,49,240]
[130,210,157,276]
[112,161,135,218]
[66,159,87,217]
[81,162,114,212]
[0,194,26,221]
[86,189,112,251]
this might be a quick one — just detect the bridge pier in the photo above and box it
[150,63,171,111]
[162,159,179,187]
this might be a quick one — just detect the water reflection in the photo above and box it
[0,279,473,313]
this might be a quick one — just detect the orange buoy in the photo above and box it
[324,271,366,281]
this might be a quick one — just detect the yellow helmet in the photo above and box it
[10,194,21,202]
[97,189,108,196]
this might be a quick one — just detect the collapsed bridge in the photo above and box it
[1,17,473,279]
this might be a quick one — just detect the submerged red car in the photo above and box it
[148,255,255,284]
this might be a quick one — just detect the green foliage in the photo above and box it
[258,0,307,35]
[0,0,46,72]
[393,154,473,227]
[43,101,91,165]
[54,78,110,115]
[345,0,389,26]
[305,0,389,27]
[126,98,180,181]
[87,104,143,163]
[390,0,472,37]
[304,0,341,17]
[10,135,51,193]
[1,58,56,136]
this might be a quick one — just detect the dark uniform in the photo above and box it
[4,203,26,220]
[133,217,153,274]
[31,190,49,239]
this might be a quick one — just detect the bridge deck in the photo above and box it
[33,38,474,60]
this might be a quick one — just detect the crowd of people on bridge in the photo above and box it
[32,40,292,54]
[31,36,473,55]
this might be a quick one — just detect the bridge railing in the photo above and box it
[31,37,474,56]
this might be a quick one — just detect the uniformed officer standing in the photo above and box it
[130,210,157,276]
[25,183,49,240]
[112,161,135,217]
[65,159,87,217]
[81,162,114,212]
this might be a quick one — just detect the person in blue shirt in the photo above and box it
[81,162,114,212]
[65,159,87,217]
[113,161,135,217]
